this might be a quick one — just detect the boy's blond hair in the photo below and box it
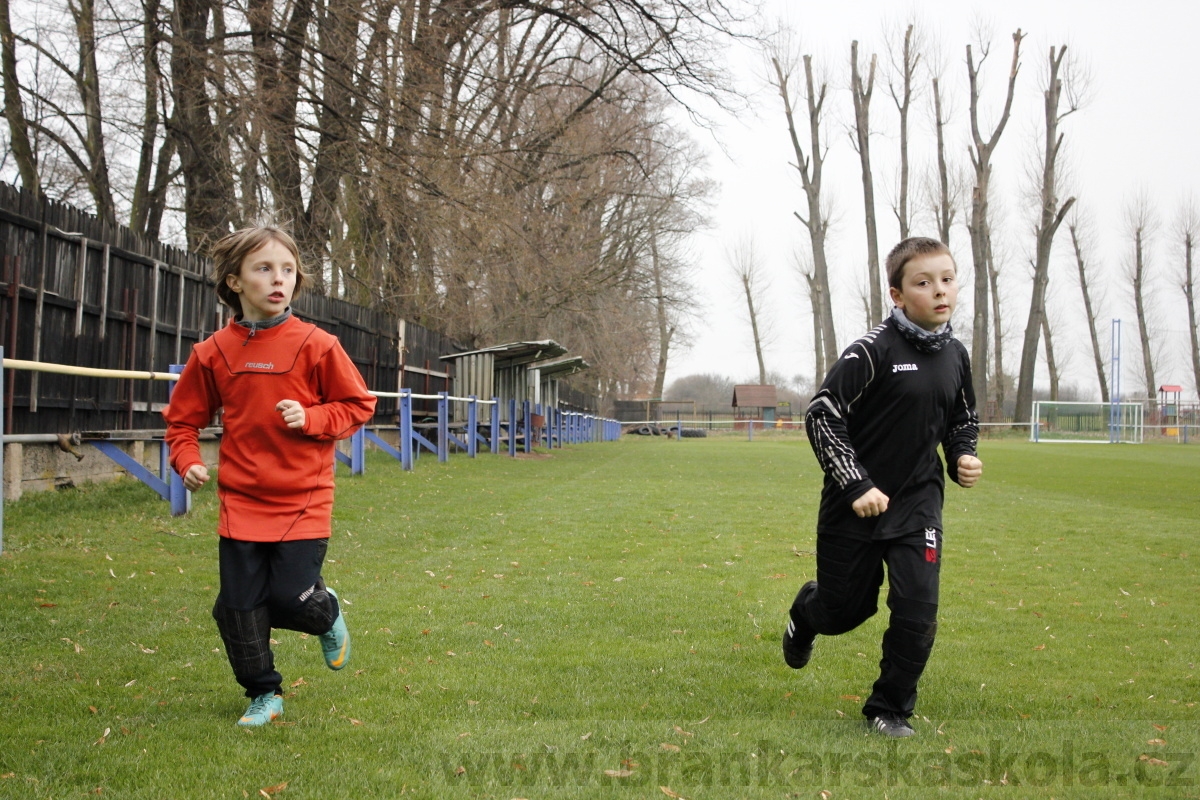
[885,237,953,290]
[210,226,309,310]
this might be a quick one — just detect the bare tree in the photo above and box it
[1041,313,1059,400]
[966,27,1024,415]
[1067,210,1110,402]
[1175,196,1200,400]
[0,0,38,195]
[1126,195,1159,406]
[850,40,882,323]
[1014,45,1078,425]
[770,44,837,371]
[727,236,770,385]
[792,249,826,379]
[885,21,921,240]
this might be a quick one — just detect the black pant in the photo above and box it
[790,527,942,719]
[212,538,339,698]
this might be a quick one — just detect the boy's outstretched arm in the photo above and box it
[805,340,879,508]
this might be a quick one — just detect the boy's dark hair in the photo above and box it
[885,237,953,290]
[210,225,309,310]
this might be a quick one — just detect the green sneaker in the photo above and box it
[320,587,350,670]
[237,693,283,727]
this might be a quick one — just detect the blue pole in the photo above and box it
[167,363,190,515]
[0,345,5,553]
[438,391,449,463]
[490,397,500,454]
[400,390,414,470]
[523,399,532,454]
[468,395,478,457]
[351,425,366,474]
[508,398,517,457]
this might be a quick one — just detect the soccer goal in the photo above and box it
[1031,401,1144,443]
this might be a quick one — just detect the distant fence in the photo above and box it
[0,183,536,434]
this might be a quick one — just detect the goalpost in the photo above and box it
[1031,400,1144,443]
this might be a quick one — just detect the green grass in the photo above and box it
[1,437,1197,799]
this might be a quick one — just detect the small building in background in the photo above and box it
[732,384,779,422]
[440,340,567,423]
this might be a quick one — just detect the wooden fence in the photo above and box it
[0,183,464,434]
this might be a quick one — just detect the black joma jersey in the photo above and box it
[805,317,979,539]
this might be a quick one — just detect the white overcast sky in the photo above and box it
[666,0,1200,403]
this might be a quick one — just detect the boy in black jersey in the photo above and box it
[783,237,983,738]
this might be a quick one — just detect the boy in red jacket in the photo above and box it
[165,226,376,726]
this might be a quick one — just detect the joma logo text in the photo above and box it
[892,363,918,373]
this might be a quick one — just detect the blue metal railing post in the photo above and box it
[400,390,414,470]
[508,398,517,457]
[490,397,500,453]
[468,396,478,457]
[437,392,449,463]
[350,425,365,474]
[523,400,532,454]
[166,364,190,515]
[0,346,5,553]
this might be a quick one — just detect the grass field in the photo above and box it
[1,437,1197,799]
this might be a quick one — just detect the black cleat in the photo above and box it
[782,615,816,669]
[866,714,915,738]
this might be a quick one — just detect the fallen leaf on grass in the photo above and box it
[88,706,97,714]
[673,726,693,737]
[1138,755,1169,766]
[348,718,362,726]
[580,731,593,740]
[38,603,57,608]
[1153,724,1168,731]
[820,792,833,800]
[660,787,687,799]
[604,770,634,778]
[290,678,307,688]
[1148,738,1166,746]
[258,781,288,797]
[1,772,15,779]
[454,766,466,776]
[1033,644,1046,651]
[661,743,681,752]
[94,727,111,746]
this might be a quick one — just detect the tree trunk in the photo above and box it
[809,274,826,379]
[1069,222,1110,402]
[69,0,118,227]
[131,0,163,235]
[1132,224,1157,409]
[966,30,1024,418]
[170,0,234,248]
[650,232,673,400]
[0,0,39,195]
[1185,231,1200,401]
[932,76,952,245]
[889,23,918,240]
[1041,314,1059,400]
[1014,46,1075,425]
[850,42,882,324]
[987,246,1005,416]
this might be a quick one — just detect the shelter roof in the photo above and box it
[440,340,567,367]
[732,384,778,408]
[537,356,590,378]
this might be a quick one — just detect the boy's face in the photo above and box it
[225,238,297,322]
[889,252,957,332]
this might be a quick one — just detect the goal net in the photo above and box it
[1031,401,1144,443]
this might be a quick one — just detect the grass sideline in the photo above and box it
[1,437,1197,799]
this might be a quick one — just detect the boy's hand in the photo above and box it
[182,464,209,492]
[276,399,306,429]
[852,487,890,518]
[957,454,983,487]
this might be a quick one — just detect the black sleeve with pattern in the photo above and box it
[804,339,877,506]
[943,343,980,484]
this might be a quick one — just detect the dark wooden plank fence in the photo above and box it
[0,183,466,434]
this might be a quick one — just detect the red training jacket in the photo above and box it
[164,315,377,541]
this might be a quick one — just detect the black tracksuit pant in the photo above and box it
[790,527,942,719]
[212,538,340,698]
